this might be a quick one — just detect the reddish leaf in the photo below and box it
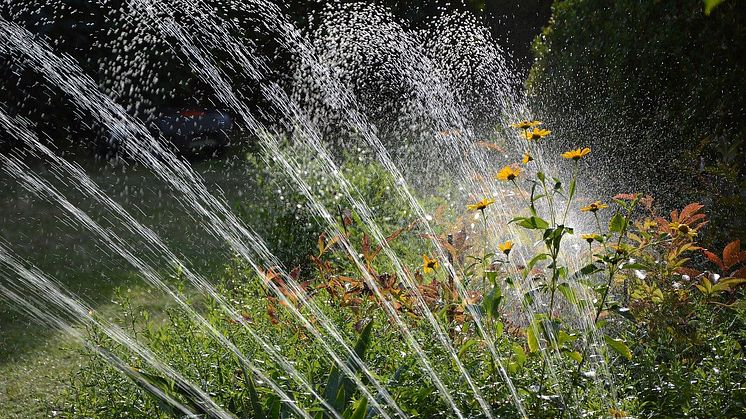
[613,193,639,200]
[267,303,279,325]
[723,240,741,269]
[289,266,301,281]
[361,233,371,263]
[703,249,725,272]
[731,266,746,280]
[679,202,704,222]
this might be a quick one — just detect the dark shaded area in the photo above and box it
[0,0,552,159]
[528,0,746,243]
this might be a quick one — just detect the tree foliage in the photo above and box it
[527,0,746,242]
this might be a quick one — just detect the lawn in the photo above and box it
[0,158,255,416]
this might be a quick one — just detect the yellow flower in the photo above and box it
[522,127,551,141]
[522,153,533,164]
[510,120,542,130]
[581,233,600,243]
[467,198,495,211]
[561,147,591,160]
[669,222,697,239]
[422,254,439,273]
[498,240,513,255]
[580,201,609,213]
[496,165,521,181]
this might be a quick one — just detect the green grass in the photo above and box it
[0,158,258,416]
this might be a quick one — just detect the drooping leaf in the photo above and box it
[572,263,601,279]
[722,240,744,269]
[509,216,550,230]
[557,283,578,305]
[564,350,583,363]
[604,335,632,360]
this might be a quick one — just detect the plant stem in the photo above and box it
[561,162,579,225]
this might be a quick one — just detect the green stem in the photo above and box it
[561,162,579,225]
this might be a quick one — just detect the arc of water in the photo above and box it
[308,11,594,408]
[0,19,410,418]
[0,243,236,419]
[125,1,505,416]
[0,108,404,418]
[230,3,529,413]
[130,7,467,415]
[0,151,323,419]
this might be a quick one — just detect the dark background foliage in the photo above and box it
[527,0,746,242]
[0,0,551,157]
[1,0,743,238]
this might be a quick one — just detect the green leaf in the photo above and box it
[512,343,527,366]
[568,177,576,200]
[712,278,746,293]
[609,212,627,233]
[524,253,550,278]
[459,339,479,358]
[484,270,498,284]
[510,216,550,230]
[572,263,601,279]
[495,321,504,339]
[348,397,368,419]
[482,285,503,319]
[527,323,540,353]
[557,283,578,305]
[604,335,632,360]
[325,320,373,412]
[703,0,726,15]
[564,350,583,363]
[242,365,264,419]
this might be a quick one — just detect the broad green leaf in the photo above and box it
[325,320,373,411]
[482,285,503,319]
[564,350,583,363]
[572,263,601,279]
[484,270,498,284]
[525,253,550,278]
[512,343,527,366]
[459,339,479,358]
[609,212,627,233]
[604,335,632,360]
[712,278,746,293]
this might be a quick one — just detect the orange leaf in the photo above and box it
[723,240,741,269]
[679,202,704,222]
[362,233,371,263]
[703,249,725,272]
[731,266,746,280]
[290,266,301,281]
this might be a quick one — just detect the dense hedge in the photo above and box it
[527,0,746,242]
